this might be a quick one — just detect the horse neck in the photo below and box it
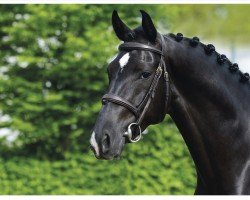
[164,36,250,194]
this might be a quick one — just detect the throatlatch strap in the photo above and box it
[160,34,171,113]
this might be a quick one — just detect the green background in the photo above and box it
[0,4,249,194]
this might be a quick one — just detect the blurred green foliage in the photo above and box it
[1,4,248,194]
[0,123,195,194]
[170,5,250,44]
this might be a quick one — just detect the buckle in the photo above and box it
[164,72,169,81]
[156,66,162,76]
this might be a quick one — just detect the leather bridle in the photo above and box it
[102,34,171,143]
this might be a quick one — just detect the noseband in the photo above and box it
[102,34,171,142]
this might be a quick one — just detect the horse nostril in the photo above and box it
[102,133,110,154]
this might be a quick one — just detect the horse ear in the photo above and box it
[112,10,132,41]
[140,10,157,43]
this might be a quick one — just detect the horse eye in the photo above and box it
[140,72,151,79]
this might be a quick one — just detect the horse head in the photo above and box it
[90,10,171,160]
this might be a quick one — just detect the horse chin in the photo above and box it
[96,152,123,160]
[98,153,122,161]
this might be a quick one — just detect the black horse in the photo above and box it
[90,10,250,195]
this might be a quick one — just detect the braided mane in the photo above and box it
[167,33,250,85]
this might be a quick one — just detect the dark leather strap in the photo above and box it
[159,34,171,114]
[119,42,163,56]
[136,66,163,125]
[102,94,139,117]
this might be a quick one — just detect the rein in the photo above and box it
[102,34,171,142]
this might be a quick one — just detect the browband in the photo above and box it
[119,42,164,56]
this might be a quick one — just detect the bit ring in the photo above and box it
[124,123,142,143]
